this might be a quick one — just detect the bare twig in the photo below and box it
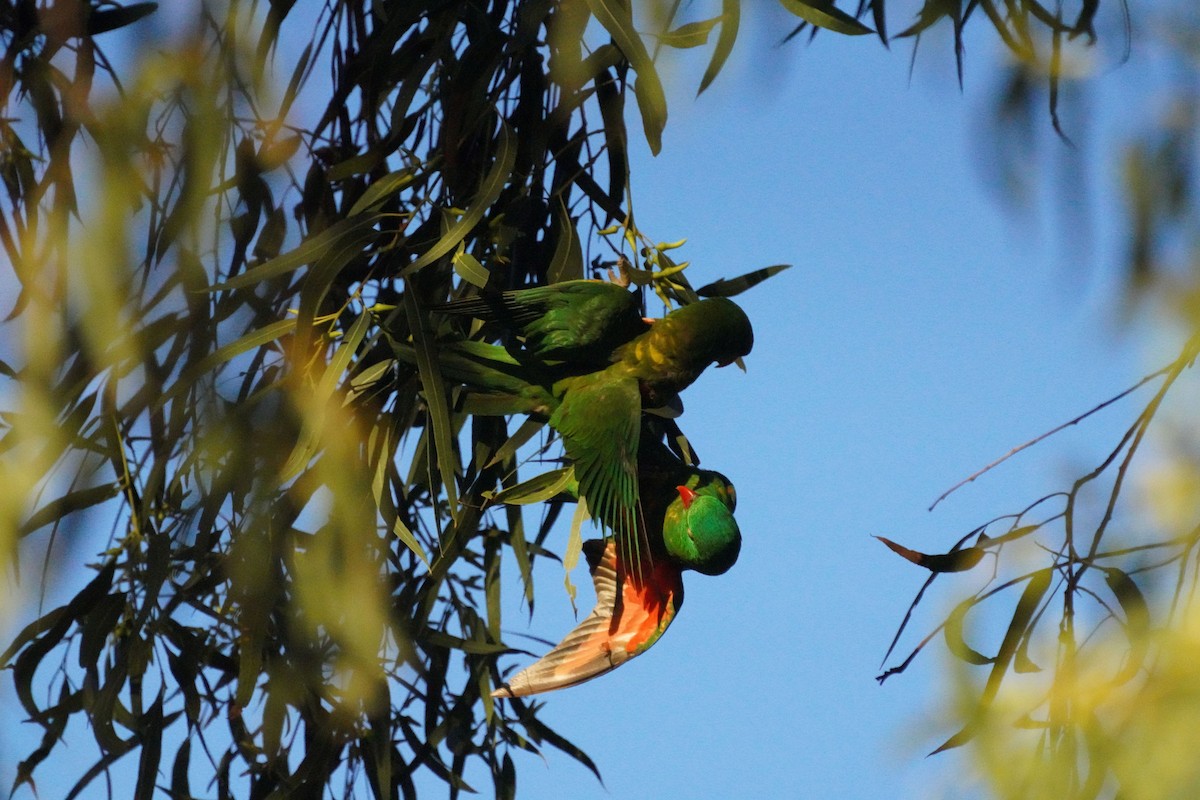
[929,365,1173,511]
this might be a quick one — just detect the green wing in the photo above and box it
[549,373,644,561]
[439,280,647,364]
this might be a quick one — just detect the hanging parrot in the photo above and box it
[411,288,753,564]
[492,440,741,698]
[546,295,752,564]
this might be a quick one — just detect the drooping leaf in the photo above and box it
[659,17,721,49]
[699,0,740,95]
[402,121,517,275]
[932,569,1053,754]
[585,0,668,154]
[452,249,491,289]
[1103,566,1150,685]
[875,535,985,573]
[488,467,574,506]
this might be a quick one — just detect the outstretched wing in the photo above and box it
[492,540,683,698]
[437,281,648,364]
[550,373,645,563]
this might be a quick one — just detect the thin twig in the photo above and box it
[929,365,1172,511]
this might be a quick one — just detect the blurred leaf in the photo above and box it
[933,569,1052,754]
[1103,567,1150,685]
[659,17,721,49]
[778,0,872,35]
[585,0,668,154]
[86,3,158,35]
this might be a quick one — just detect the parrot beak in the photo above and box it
[675,485,697,509]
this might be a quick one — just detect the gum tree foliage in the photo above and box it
[0,0,1111,798]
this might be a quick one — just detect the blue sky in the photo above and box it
[1,5,1170,799]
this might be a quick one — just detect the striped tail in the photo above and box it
[492,539,683,698]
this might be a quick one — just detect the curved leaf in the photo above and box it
[402,121,516,275]
[699,0,740,95]
[779,0,873,36]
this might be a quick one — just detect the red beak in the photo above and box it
[675,485,697,509]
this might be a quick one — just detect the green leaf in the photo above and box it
[403,284,461,526]
[489,467,574,506]
[778,0,873,36]
[585,0,668,154]
[699,0,740,95]
[486,417,547,468]
[19,484,120,538]
[156,318,297,409]
[452,250,491,289]
[348,168,417,216]
[280,310,371,480]
[210,213,382,291]
[403,122,516,275]
[659,17,721,49]
[697,264,792,297]
[392,517,430,570]
[548,199,584,284]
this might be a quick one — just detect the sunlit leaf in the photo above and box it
[659,18,721,49]
[699,0,740,95]
[489,467,574,506]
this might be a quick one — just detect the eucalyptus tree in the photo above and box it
[0,0,1145,798]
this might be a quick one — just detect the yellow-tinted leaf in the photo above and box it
[659,18,720,49]
[699,0,740,95]
[489,467,574,506]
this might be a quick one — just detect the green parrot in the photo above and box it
[548,295,751,563]
[421,289,753,566]
[492,439,741,698]
[437,279,650,367]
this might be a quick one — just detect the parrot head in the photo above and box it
[661,473,742,576]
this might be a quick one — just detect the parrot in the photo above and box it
[408,289,753,566]
[492,437,741,698]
